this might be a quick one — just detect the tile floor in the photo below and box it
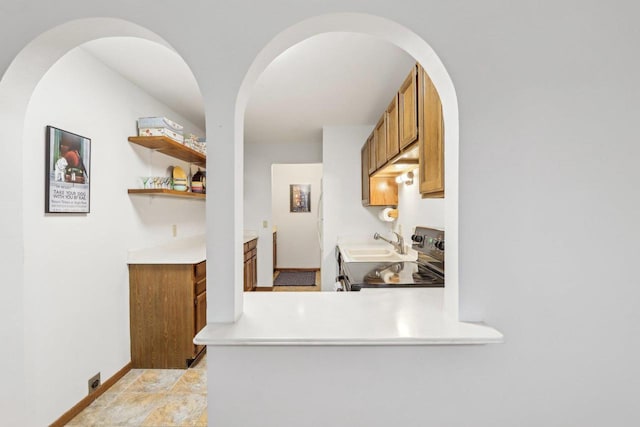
[66,354,207,426]
[66,273,317,426]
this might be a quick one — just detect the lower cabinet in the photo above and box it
[128,261,206,369]
[244,238,257,291]
[273,231,277,272]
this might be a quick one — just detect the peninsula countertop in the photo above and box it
[195,289,503,346]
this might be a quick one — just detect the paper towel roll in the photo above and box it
[378,208,398,222]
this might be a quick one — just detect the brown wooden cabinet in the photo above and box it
[128,261,207,369]
[361,141,371,205]
[386,95,400,161]
[361,139,398,207]
[273,231,277,273]
[374,115,387,169]
[244,238,257,291]
[418,64,444,198]
[367,133,376,175]
[399,66,419,150]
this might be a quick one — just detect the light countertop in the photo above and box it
[243,232,258,244]
[194,289,503,346]
[128,234,206,264]
[128,232,259,264]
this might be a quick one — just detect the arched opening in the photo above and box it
[235,13,459,318]
[0,18,205,425]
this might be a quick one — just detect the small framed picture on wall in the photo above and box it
[45,126,91,213]
[289,184,311,213]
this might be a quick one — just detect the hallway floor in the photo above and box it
[271,269,321,292]
[66,355,207,426]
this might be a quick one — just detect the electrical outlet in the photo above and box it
[88,372,101,395]
[262,220,268,228]
[172,224,177,237]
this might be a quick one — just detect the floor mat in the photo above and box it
[274,271,316,286]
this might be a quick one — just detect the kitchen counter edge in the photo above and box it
[195,289,503,346]
[127,233,259,264]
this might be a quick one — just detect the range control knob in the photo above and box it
[411,234,424,243]
[434,240,445,251]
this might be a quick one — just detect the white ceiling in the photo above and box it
[82,34,415,144]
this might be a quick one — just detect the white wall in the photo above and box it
[21,46,205,425]
[244,141,322,284]
[322,126,393,289]
[395,172,444,237]
[2,2,640,426]
[271,163,322,269]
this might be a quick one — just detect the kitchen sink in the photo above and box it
[343,247,403,262]
[346,248,396,257]
[339,241,418,263]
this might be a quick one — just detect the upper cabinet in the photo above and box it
[374,115,387,170]
[367,133,376,175]
[361,141,371,205]
[417,64,444,198]
[361,62,444,201]
[362,138,398,207]
[385,95,400,161]
[399,66,418,150]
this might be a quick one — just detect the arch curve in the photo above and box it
[0,17,201,425]
[235,13,460,318]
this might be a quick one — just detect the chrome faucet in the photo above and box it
[373,232,406,255]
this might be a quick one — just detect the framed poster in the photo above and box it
[290,184,311,213]
[45,126,91,213]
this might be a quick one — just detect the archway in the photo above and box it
[0,18,204,425]
[234,13,460,318]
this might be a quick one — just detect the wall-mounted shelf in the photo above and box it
[128,136,206,167]
[128,189,206,199]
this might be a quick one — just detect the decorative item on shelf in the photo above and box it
[191,168,206,194]
[140,176,172,189]
[137,116,184,143]
[184,133,207,155]
[172,166,188,191]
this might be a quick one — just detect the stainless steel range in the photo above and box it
[337,226,444,291]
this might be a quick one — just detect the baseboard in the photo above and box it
[255,286,273,291]
[50,361,132,427]
[276,268,319,272]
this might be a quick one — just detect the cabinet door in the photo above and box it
[251,251,258,291]
[369,177,398,206]
[386,94,400,160]
[419,66,444,197]
[194,290,207,356]
[374,115,387,169]
[367,133,376,175]
[361,141,370,206]
[244,256,250,291]
[273,232,277,272]
[399,66,418,149]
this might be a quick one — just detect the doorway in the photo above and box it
[271,163,323,291]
